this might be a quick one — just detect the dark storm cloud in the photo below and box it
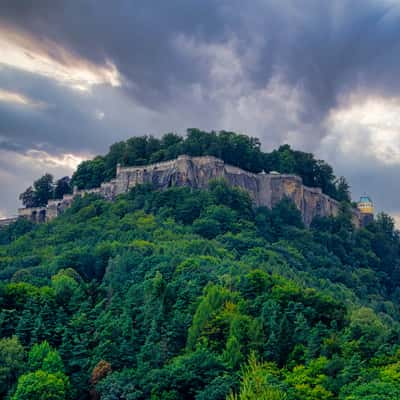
[0,67,105,153]
[2,0,400,116]
[261,0,400,117]
[0,65,223,156]
[0,0,228,107]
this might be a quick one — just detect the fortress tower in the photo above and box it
[357,195,374,227]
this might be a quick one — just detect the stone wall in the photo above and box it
[0,217,19,227]
[16,155,362,227]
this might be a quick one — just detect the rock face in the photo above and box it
[17,155,362,227]
[114,155,360,226]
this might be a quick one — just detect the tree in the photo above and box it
[51,269,81,306]
[19,174,54,208]
[335,176,351,202]
[285,357,334,400]
[91,360,112,386]
[271,197,303,229]
[71,157,106,190]
[19,186,37,208]
[33,174,54,206]
[209,179,253,218]
[12,342,69,400]
[0,218,34,245]
[342,377,400,400]
[12,370,67,400]
[90,360,112,400]
[95,368,138,400]
[227,353,287,400]
[104,141,126,180]
[0,336,25,396]
[28,342,64,374]
[149,349,226,399]
[54,177,72,199]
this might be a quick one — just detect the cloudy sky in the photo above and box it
[1,0,400,222]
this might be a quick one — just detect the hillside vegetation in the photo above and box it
[1,132,400,399]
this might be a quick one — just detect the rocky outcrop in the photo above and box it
[114,155,360,226]
[16,155,362,227]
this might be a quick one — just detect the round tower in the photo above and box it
[357,195,374,227]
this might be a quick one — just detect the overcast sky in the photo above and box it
[1,0,400,222]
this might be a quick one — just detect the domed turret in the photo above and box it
[357,195,374,226]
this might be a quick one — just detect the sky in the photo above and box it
[1,0,400,222]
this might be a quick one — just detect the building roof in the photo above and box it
[359,195,372,203]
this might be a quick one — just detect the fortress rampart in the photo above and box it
[14,155,362,227]
[0,217,19,227]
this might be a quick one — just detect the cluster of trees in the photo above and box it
[0,337,70,399]
[19,175,72,208]
[1,172,400,398]
[69,130,350,202]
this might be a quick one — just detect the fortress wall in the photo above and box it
[18,206,47,223]
[16,155,362,227]
[302,187,332,226]
[224,169,260,204]
[0,217,18,227]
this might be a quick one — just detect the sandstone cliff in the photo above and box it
[17,155,361,227]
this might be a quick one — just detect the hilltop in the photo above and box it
[14,129,356,225]
[17,154,361,227]
[18,130,352,210]
[0,131,400,399]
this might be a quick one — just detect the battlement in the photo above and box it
[14,155,362,227]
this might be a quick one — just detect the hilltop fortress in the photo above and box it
[12,155,364,227]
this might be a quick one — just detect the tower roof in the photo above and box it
[359,195,372,203]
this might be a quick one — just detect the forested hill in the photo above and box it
[1,133,400,399]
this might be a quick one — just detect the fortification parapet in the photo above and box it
[18,206,47,223]
[0,217,19,227]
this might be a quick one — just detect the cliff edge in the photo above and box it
[17,155,362,227]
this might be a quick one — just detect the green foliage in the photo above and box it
[0,336,25,397]
[19,174,55,208]
[2,135,400,399]
[12,342,68,400]
[187,285,238,350]
[150,348,227,399]
[28,342,65,374]
[18,174,72,208]
[54,177,72,200]
[33,174,55,206]
[51,269,82,306]
[71,156,106,190]
[12,370,67,400]
[227,353,287,399]
[0,218,34,245]
[340,361,400,399]
[18,186,37,208]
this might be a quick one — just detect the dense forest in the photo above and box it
[2,131,400,399]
